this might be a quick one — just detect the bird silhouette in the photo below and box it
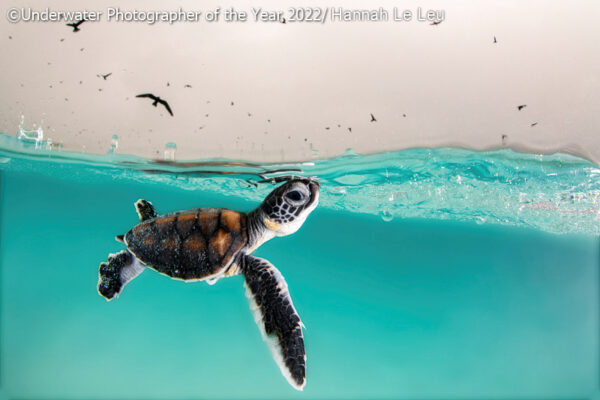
[66,19,86,32]
[430,20,442,25]
[517,104,527,111]
[530,122,538,127]
[136,93,173,116]
[370,113,377,122]
[99,73,112,80]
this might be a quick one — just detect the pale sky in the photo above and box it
[1,0,599,163]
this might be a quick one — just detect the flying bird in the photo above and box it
[184,84,192,88]
[99,73,112,80]
[370,113,377,122]
[530,122,538,127]
[517,104,527,111]
[136,93,173,116]
[66,19,86,32]
[430,20,442,26]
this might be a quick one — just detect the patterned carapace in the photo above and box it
[125,208,247,280]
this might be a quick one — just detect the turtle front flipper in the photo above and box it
[135,199,157,221]
[98,250,145,300]
[242,255,306,390]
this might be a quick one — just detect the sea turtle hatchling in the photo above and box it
[97,178,319,390]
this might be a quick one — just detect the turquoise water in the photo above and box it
[1,132,599,399]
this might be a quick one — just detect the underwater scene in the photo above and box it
[0,132,599,399]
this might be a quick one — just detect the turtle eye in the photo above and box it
[285,190,305,203]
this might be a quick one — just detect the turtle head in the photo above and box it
[259,178,320,237]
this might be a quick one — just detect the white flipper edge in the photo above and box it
[119,254,145,288]
[243,258,306,391]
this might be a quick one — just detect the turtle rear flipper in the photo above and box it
[135,199,157,221]
[242,255,306,391]
[98,250,145,300]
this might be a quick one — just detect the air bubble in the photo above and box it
[380,209,393,222]
[164,142,177,161]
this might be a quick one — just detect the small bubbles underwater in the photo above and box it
[475,216,487,225]
[378,187,397,222]
[379,208,393,222]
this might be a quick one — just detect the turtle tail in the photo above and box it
[98,250,145,300]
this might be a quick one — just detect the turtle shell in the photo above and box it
[124,208,248,280]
